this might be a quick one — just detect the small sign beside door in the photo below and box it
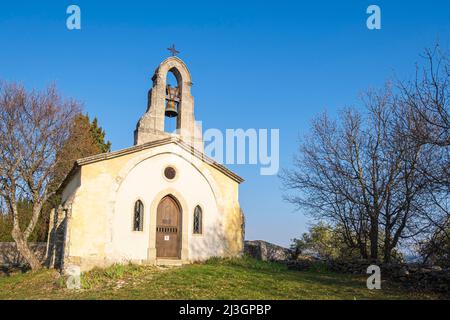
[164,235,170,241]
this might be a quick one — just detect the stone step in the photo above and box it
[155,259,183,267]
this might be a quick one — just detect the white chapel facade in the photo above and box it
[47,57,245,272]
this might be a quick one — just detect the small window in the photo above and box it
[193,206,202,234]
[133,200,144,231]
[164,166,176,180]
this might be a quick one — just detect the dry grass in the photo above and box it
[0,257,444,300]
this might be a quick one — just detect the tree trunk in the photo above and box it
[358,240,368,259]
[369,218,379,261]
[383,222,391,263]
[384,231,392,263]
[384,248,391,263]
[11,226,41,271]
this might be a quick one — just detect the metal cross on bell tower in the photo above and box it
[167,44,180,56]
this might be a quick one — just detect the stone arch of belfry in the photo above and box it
[134,57,203,151]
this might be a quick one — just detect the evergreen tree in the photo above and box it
[40,114,112,241]
[90,116,112,153]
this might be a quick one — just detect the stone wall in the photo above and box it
[326,260,450,293]
[244,240,449,294]
[0,242,47,267]
[286,258,450,294]
[244,240,293,261]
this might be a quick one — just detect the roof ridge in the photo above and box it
[71,137,243,184]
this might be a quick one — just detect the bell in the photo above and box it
[165,84,179,118]
[165,100,178,118]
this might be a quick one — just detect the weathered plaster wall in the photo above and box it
[61,142,243,271]
[207,163,243,256]
[61,169,81,204]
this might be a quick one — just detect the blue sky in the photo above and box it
[0,1,449,246]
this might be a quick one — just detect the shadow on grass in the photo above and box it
[204,255,288,272]
[1,257,443,300]
[200,256,384,298]
[0,265,30,277]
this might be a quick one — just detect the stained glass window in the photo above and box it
[133,200,144,231]
[193,206,202,234]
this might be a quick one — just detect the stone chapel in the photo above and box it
[47,57,245,272]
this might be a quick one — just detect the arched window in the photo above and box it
[164,70,180,134]
[193,206,202,234]
[133,200,144,231]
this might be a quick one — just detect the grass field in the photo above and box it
[0,257,443,300]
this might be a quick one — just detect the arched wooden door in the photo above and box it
[156,195,182,258]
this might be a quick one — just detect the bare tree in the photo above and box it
[399,45,449,148]
[398,45,449,241]
[0,82,79,270]
[281,86,432,262]
[282,45,448,263]
[280,109,372,259]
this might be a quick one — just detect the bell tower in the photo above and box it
[134,57,203,151]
